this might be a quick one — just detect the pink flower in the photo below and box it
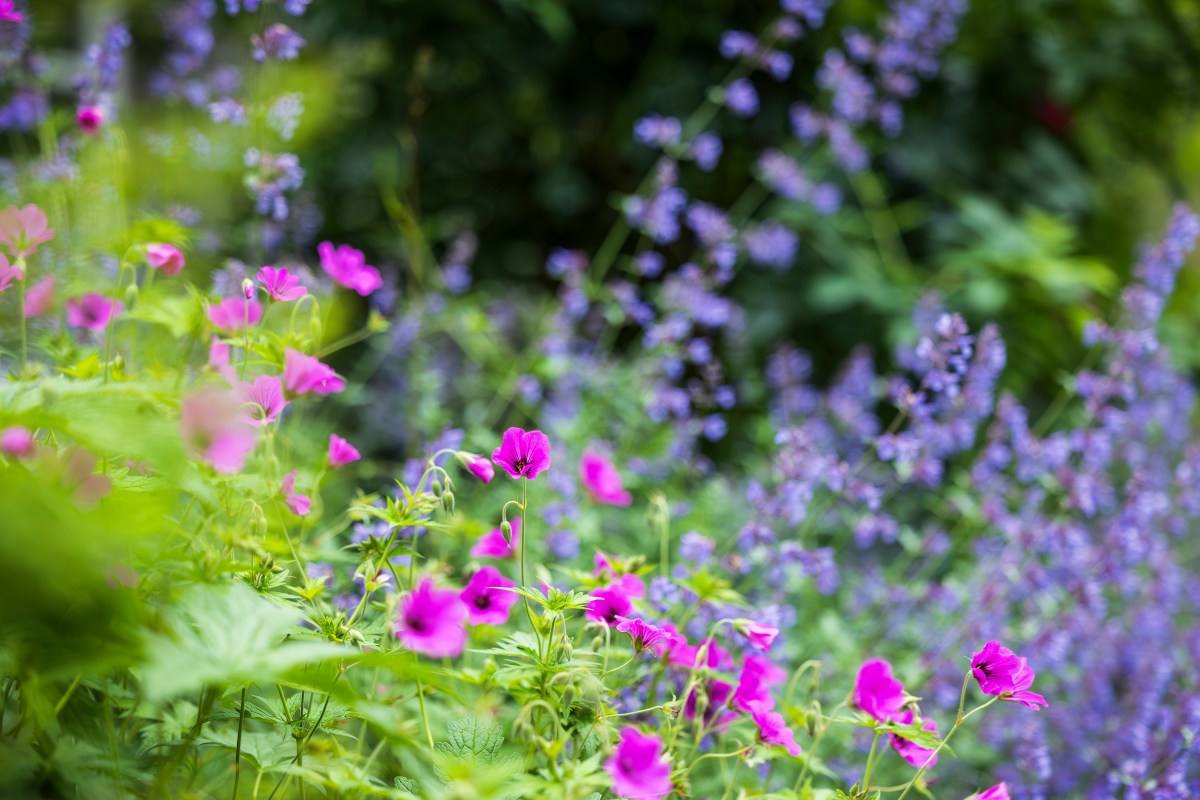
[281,470,310,516]
[966,784,1011,800]
[257,266,307,302]
[76,105,104,135]
[614,616,679,656]
[585,585,633,626]
[492,426,551,479]
[180,387,257,474]
[0,1,23,22]
[732,655,787,712]
[395,578,468,658]
[604,727,673,800]
[1,426,35,458]
[0,254,21,292]
[970,641,1048,710]
[665,629,731,671]
[317,241,382,296]
[853,658,907,723]
[56,447,112,506]
[0,204,54,258]
[739,621,780,652]
[66,293,121,332]
[748,702,803,756]
[888,710,940,768]
[235,375,288,427]
[685,678,734,726]
[328,434,361,468]
[457,451,494,483]
[460,566,518,626]
[282,348,346,396]
[208,297,263,333]
[146,243,185,276]
[471,517,520,559]
[208,336,236,382]
[580,448,633,506]
[24,275,54,317]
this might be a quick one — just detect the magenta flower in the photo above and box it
[888,710,939,768]
[24,275,54,317]
[0,255,21,293]
[146,243,185,276]
[580,447,633,506]
[471,517,520,559]
[208,336,236,383]
[739,621,780,652]
[66,293,121,332]
[76,105,104,135]
[0,1,23,22]
[614,616,679,656]
[685,678,734,726]
[208,297,263,333]
[395,578,468,658]
[853,658,907,723]
[180,387,257,474]
[732,654,787,712]
[281,470,310,516]
[1,426,35,458]
[0,204,54,258]
[666,630,731,671]
[492,427,551,479]
[967,784,1011,800]
[235,375,288,427]
[970,641,1048,710]
[257,266,307,302]
[604,727,673,800]
[282,348,346,396]
[317,241,382,296]
[457,451,494,483]
[460,566,518,626]
[328,434,361,468]
[585,585,633,626]
[748,702,803,756]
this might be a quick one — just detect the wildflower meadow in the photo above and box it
[1,1,1199,798]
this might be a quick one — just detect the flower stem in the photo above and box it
[519,477,543,653]
[232,687,247,799]
[415,677,434,749]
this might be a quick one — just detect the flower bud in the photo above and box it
[500,520,512,538]
[241,278,255,300]
[431,478,443,496]
[441,490,455,514]
[124,281,139,307]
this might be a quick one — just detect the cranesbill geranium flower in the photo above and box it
[685,678,734,726]
[317,241,382,296]
[180,387,257,474]
[0,204,54,258]
[457,451,494,483]
[471,517,520,559]
[76,105,104,135]
[1,426,35,458]
[970,641,1048,710]
[208,297,263,333]
[209,336,236,383]
[0,256,20,292]
[0,1,24,22]
[580,447,632,506]
[747,702,803,756]
[328,434,360,468]
[146,243,185,276]
[604,727,673,800]
[282,348,346,396]
[67,293,122,332]
[853,658,907,722]
[281,470,310,516]
[732,654,787,712]
[585,585,632,626]
[395,578,468,658]
[235,375,288,427]
[737,620,780,652]
[888,709,939,768]
[965,784,1010,800]
[257,265,307,301]
[614,616,678,656]
[460,566,517,626]
[24,275,54,317]
[492,426,551,479]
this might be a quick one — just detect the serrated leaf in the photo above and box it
[434,716,504,766]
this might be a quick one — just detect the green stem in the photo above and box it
[232,687,247,800]
[53,673,83,715]
[519,478,543,653]
[895,690,999,800]
[103,264,125,384]
[416,678,434,749]
[861,731,882,790]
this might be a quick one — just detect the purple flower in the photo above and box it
[283,348,346,397]
[580,448,633,506]
[853,658,907,722]
[395,578,468,658]
[460,566,518,626]
[743,222,799,269]
[235,376,288,427]
[281,469,310,516]
[604,727,673,800]
[492,427,551,480]
[257,266,307,301]
[252,23,305,62]
[208,297,263,333]
[585,586,632,626]
[328,434,361,468]
[748,702,803,756]
[633,114,681,148]
[971,641,1048,710]
[888,710,939,768]
[614,616,678,656]
[0,204,54,258]
[689,132,723,171]
[67,293,121,332]
[724,78,759,117]
[457,452,495,484]
[318,242,382,296]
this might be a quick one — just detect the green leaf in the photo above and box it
[435,716,505,766]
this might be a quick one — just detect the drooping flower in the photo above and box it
[281,469,310,515]
[0,204,55,258]
[738,620,780,652]
[24,275,54,317]
[604,727,673,800]
[328,434,361,468]
[614,616,678,656]
[887,710,939,768]
[76,106,104,135]
[460,566,518,626]
[0,426,35,458]
[257,265,307,301]
[457,451,494,484]
[235,375,288,427]
[317,241,382,296]
[146,243,185,276]
[282,348,346,396]
[492,426,551,479]
[580,448,633,506]
[965,784,1011,800]
[853,658,907,722]
[970,641,1048,710]
[0,255,21,292]
[208,336,236,383]
[66,293,122,332]
[732,655,787,712]
[208,297,263,332]
[747,702,803,756]
[395,578,468,658]
[180,387,257,474]
[471,517,520,559]
[585,585,633,626]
